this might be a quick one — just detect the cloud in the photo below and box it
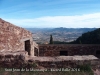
[4,13,100,28]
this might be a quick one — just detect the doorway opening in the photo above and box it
[25,40,31,55]
[96,50,100,58]
[60,51,68,56]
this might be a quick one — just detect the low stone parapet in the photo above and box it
[0,50,28,68]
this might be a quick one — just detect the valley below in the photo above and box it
[26,27,96,44]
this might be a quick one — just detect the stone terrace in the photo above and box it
[39,44,100,58]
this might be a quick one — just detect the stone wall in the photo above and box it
[0,51,99,68]
[39,44,100,58]
[0,18,37,56]
[35,59,100,68]
[0,51,28,68]
[28,56,99,68]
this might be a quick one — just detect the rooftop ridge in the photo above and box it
[0,18,31,33]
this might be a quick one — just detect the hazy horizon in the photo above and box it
[25,27,98,28]
[0,0,100,28]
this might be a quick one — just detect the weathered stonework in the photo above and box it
[39,44,100,58]
[0,18,100,68]
[0,18,38,56]
[27,56,99,68]
[0,50,28,68]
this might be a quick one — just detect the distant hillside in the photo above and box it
[70,28,100,44]
[26,27,96,33]
[26,28,53,32]
[25,27,97,44]
[50,27,97,33]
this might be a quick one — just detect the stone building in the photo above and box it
[0,18,100,58]
[39,44,100,58]
[0,18,38,56]
[0,18,99,68]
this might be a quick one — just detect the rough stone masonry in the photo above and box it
[0,18,100,68]
[0,18,38,56]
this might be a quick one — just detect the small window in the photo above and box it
[96,50,100,54]
[60,51,68,56]
[96,50,100,58]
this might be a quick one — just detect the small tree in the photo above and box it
[49,34,53,44]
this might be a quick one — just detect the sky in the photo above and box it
[0,0,100,28]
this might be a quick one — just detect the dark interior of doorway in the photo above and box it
[25,40,31,55]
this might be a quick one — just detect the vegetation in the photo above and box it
[53,28,100,44]
[27,28,96,44]
[70,28,100,44]
[49,35,53,44]
[77,64,93,72]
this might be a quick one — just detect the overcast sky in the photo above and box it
[0,0,100,28]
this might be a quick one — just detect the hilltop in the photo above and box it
[70,28,100,44]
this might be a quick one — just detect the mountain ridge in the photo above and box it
[70,28,100,44]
